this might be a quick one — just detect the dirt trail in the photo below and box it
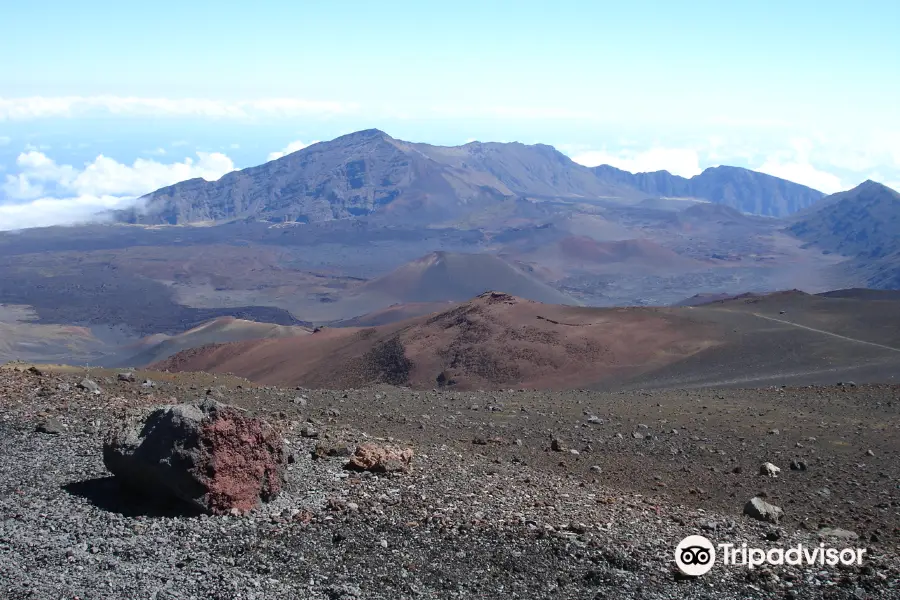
[716,309,900,353]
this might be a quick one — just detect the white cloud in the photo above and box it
[267,140,317,161]
[756,160,844,193]
[0,194,139,231]
[4,151,234,201]
[750,138,847,193]
[571,147,702,178]
[75,153,235,196]
[2,151,78,198]
[3,173,46,199]
[0,96,360,121]
[0,150,236,230]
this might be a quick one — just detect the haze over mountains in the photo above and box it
[121,129,827,226]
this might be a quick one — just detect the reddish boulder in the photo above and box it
[345,442,413,473]
[103,399,285,514]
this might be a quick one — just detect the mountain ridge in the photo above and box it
[121,130,639,226]
[119,130,830,226]
[789,180,900,288]
[592,164,825,216]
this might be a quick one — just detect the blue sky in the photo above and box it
[1,0,899,228]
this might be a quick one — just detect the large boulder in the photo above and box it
[103,399,285,514]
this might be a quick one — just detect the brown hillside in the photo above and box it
[154,292,718,390]
[354,251,576,305]
[328,301,458,327]
[117,316,311,367]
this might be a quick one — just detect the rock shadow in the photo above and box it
[63,476,204,518]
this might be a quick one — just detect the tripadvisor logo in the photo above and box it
[675,535,716,576]
[674,535,867,576]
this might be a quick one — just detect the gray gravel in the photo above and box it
[1,370,898,599]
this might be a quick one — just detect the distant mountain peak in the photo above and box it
[592,162,825,217]
[789,177,900,289]
[333,128,392,142]
[851,179,898,196]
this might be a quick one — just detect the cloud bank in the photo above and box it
[0,151,236,231]
[755,160,845,194]
[0,96,359,121]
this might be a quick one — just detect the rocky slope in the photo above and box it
[789,181,900,288]
[593,165,826,217]
[789,181,900,257]
[0,366,897,598]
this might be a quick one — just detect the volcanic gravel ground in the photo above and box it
[0,366,898,599]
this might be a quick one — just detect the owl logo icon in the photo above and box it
[675,535,716,576]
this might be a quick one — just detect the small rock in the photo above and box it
[117,372,136,382]
[35,418,64,435]
[292,397,308,407]
[817,527,859,541]
[141,379,155,388]
[866,449,875,457]
[789,460,807,471]
[77,377,102,394]
[313,443,353,459]
[300,426,319,439]
[589,465,602,474]
[345,443,413,473]
[759,462,781,477]
[550,438,565,452]
[744,496,783,524]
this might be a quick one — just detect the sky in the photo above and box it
[1,0,899,229]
